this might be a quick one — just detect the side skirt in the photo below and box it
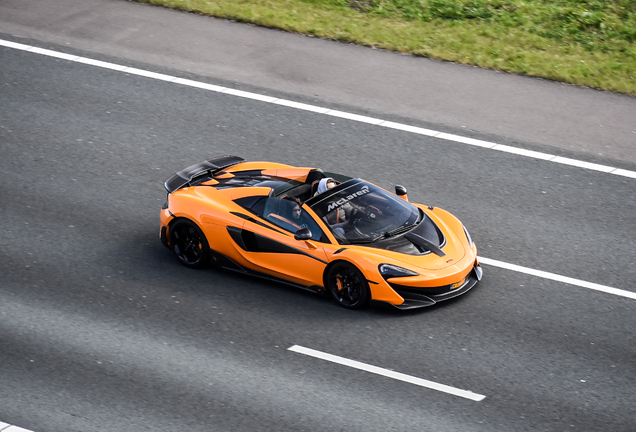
[209,248,325,295]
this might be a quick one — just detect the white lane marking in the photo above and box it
[380,121,440,136]
[123,67,178,82]
[172,77,227,92]
[0,424,37,432]
[288,345,486,401]
[479,256,636,300]
[2,38,635,180]
[551,156,616,173]
[491,144,555,160]
[327,109,385,125]
[436,132,496,149]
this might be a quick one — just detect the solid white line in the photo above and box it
[288,345,486,401]
[612,168,636,179]
[123,67,178,82]
[491,144,555,160]
[325,109,385,125]
[550,156,616,172]
[2,37,635,179]
[172,77,227,92]
[28,46,79,61]
[478,256,636,300]
[271,99,331,113]
[437,132,496,149]
[222,88,279,102]
[73,56,128,71]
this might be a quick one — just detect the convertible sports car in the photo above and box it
[159,156,482,309]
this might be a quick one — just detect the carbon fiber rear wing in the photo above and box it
[164,155,245,193]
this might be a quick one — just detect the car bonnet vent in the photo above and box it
[404,217,446,257]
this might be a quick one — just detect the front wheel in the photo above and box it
[326,262,370,309]
[169,219,210,269]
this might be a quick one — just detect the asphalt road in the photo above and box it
[1,1,636,432]
[1,0,635,168]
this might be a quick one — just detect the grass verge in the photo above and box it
[132,0,636,95]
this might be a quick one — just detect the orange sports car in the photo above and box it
[159,156,482,309]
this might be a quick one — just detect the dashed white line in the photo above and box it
[288,345,486,401]
[479,256,636,300]
[2,38,635,180]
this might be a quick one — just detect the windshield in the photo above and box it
[308,179,420,244]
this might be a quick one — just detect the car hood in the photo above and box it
[353,214,467,271]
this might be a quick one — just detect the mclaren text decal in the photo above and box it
[327,185,369,212]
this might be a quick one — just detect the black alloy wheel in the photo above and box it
[169,219,210,269]
[326,262,370,309]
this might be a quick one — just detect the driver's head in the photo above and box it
[317,177,337,194]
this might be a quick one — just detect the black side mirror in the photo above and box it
[294,227,312,241]
[395,185,409,202]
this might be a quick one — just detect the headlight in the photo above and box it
[379,264,419,278]
[463,225,473,248]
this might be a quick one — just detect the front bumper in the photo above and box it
[386,264,482,310]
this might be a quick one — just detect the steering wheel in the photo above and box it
[350,208,377,236]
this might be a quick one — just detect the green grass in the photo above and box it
[133,0,636,95]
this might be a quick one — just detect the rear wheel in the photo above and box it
[169,219,209,269]
[326,262,370,309]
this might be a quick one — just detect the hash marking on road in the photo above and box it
[2,38,635,180]
[288,345,486,401]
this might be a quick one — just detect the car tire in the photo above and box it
[326,262,370,309]
[169,219,210,269]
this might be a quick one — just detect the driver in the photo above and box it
[323,190,383,241]
[313,177,338,196]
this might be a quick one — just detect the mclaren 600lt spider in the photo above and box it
[160,156,482,309]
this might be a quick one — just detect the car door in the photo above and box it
[228,196,330,287]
